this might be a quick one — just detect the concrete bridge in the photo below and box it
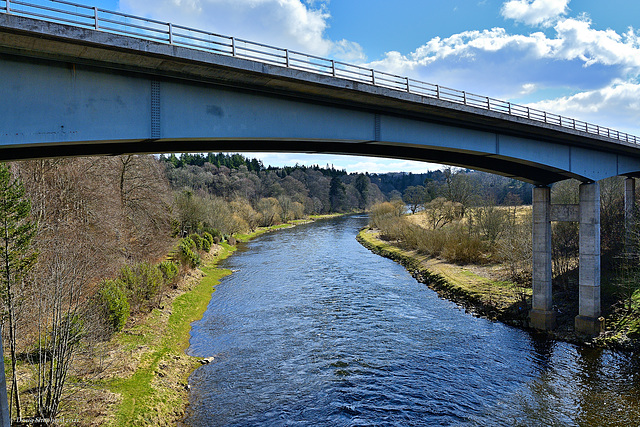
[1,0,639,343]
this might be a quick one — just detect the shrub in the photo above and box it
[118,262,166,310]
[369,201,403,229]
[119,265,140,295]
[98,279,129,333]
[137,261,164,300]
[158,260,179,282]
[202,231,214,246]
[203,227,222,240]
[201,237,212,252]
[183,237,196,250]
[179,238,201,268]
[442,225,484,264]
[189,233,203,250]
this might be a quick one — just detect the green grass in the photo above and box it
[105,217,342,424]
[108,247,234,426]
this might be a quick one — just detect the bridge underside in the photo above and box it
[1,46,640,184]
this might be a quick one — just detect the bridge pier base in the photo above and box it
[530,185,556,330]
[575,181,602,335]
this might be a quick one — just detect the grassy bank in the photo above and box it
[67,243,235,426]
[357,227,531,326]
[358,226,640,349]
[76,216,343,425]
[107,246,235,426]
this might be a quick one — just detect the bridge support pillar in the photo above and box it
[575,181,603,335]
[530,185,556,330]
[625,177,636,253]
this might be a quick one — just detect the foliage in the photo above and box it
[189,233,204,250]
[329,176,347,212]
[473,204,509,246]
[179,238,201,269]
[368,200,405,230]
[98,279,130,333]
[201,236,212,252]
[158,260,179,283]
[403,185,426,214]
[119,262,166,311]
[424,197,463,229]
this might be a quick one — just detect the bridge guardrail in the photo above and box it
[1,0,638,146]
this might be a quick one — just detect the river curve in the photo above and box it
[184,215,640,426]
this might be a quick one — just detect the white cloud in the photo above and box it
[365,12,640,136]
[553,18,640,69]
[520,83,537,94]
[501,0,569,27]
[119,0,363,60]
[526,81,640,135]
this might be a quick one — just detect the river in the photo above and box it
[184,215,640,426]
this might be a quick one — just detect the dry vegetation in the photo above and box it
[0,156,216,425]
[366,175,640,347]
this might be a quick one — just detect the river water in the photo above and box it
[184,215,640,426]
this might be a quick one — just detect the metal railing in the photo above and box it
[1,0,638,145]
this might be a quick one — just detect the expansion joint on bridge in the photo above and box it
[374,114,381,142]
[151,81,161,139]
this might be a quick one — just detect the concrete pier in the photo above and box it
[575,181,603,335]
[530,185,556,330]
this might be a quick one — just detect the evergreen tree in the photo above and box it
[329,177,347,212]
[354,174,370,210]
[0,164,38,421]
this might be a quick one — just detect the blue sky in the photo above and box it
[86,0,640,173]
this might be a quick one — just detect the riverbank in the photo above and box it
[357,227,531,327]
[357,226,640,349]
[70,216,342,426]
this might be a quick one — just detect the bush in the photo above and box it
[201,237,212,252]
[369,201,404,229]
[179,238,201,268]
[183,237,196,250]
[119,265,140,295]
[137,261,164,300]
[202,231,214,246]
[158,260,179,282]
[158,261,179,283]
[189,233,203,250]
[98,279,129,333]
[118,262,166,311]
[203,227,222,240]
[442,225,484,264]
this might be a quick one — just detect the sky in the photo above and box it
[86,0,640,173]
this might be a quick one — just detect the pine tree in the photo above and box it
[0,164,38,421]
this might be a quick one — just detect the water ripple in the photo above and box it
[184,216,640,426]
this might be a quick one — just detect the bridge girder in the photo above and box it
[1,13,640,185]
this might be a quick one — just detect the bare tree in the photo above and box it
[0,164,38,421]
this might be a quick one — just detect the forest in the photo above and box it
[0,151,556,423]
